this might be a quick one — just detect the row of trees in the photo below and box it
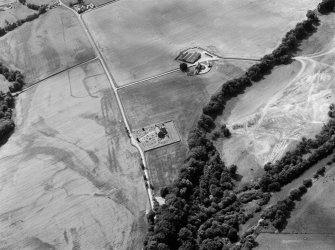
[318,0,335,14]
[259,113,335,192]
[0,1,47,38]
[202,10,320,121]
[144,4,332,250]
[262,178,313,231]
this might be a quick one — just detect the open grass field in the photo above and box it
[83,0,319,86]
[0,60,149,250]
[119,62,252,193]
[280,161,335,235]
[217,14,335,186]
[0,6,95,87]
[255,233,335,250]
[27,0,58,5]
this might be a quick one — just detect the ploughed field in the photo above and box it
[83,0,319,86]
[0,60,149,250]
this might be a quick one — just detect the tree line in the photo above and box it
[143,4,333,250]
[0,91,15,144]
[259,112,335,192]
[0,62,26,144]
[261,173,319,231]
[0,0,47,38]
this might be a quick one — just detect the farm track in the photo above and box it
[58,0,155,209]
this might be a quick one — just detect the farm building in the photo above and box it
[177,50,201,64]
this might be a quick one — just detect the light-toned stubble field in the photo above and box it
[0,60,149,250]
[83,0,319,86]
[0,6,95,87]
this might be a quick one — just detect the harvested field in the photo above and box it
[119,63,250,192]
[255,233,335,250]
[83,0,318,86]
[0,60,149,250]
[217,14,335,185]
[0,6,95,87]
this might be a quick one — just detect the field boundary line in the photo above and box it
[260,232,335,236]
[117,68,179,89]
[82,0,121,15]
[15,57,98,96]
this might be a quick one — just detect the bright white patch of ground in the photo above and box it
[219,35,335,183]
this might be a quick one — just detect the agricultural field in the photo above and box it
[282,162,335,235]
[255,233,335,250]
[0,60,149,250]
[119,61,254,192]
[217,14,335,186]
[0,6,95,87]
[83,0,319,86]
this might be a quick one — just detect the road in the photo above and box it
[58,0,155,209]
[17,1,264,208]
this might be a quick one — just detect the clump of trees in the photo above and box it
[259,112,335,192]
[144,2,331,249]
[0,91,15,142]
[314,166,326,178]
[180,63,188,72]
[318,0,335,14]
[0,62,26,143]
[202,11,320,121]
[0,1,47,39]
[0,62,26,93]
[328,103,335,118]
[262,177,314,231]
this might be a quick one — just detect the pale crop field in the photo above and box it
[0,60,149,250]
[83,0,319,86]
[119,62,249,191]
[281,164,335,235]
[0,6,95,86]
